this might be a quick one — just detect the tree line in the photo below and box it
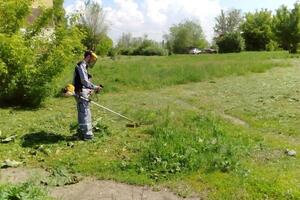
[215,3,300,54]
[75,1,300,56]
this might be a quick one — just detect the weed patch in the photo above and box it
[0,182,52,200]
[134,114,249,181]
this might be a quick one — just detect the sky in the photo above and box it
[64,0,297,43]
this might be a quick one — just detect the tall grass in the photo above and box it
[131,114,252,181]
[56,51,291,93]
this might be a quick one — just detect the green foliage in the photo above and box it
[53,0,67,26]
[0,183,51,200]
[288,3,300,53]
[76,1,108,51]
[216,32,245,53]
[25,8,54,40]
[214,9,243,36]
[273,6,291,51]
[136,115,244,180]
[165,20,208,54]
[0,0,84,107]
[266,40,279,51]
[95,35,113,56]
[117,35,167,56]
[0,0,31,34]
[241,9,273,51]
[273,3,300,53]
[41,167,80,187]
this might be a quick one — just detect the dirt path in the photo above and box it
[50,179,198,200]
[0,168,198,200]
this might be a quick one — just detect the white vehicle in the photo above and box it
[189,48,202,54]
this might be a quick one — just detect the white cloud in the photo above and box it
[141,0,222,41]
[65,0,223,43]
[106,0,144,28]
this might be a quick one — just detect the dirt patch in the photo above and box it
[50,179,199,200]
[0,168,199,200]
[0,167,48,184]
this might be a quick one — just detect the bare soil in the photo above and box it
[0,168,199,200]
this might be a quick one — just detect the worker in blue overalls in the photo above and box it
[73,50,102,140]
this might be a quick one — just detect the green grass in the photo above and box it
[0,183,52,200]
[0,52,299,199]
[56,51,291,93]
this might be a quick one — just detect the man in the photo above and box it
[73,50,102,140]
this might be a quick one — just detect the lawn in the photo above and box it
[0,52,299,199]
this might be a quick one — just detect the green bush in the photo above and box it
[117,37,167,56]
[140,46,168,56]
[266,40,279,51]
[137,115,244,180]
[119,45,167,56]
[0,0,84,107]
[95,35,113,57]
[216,32,245,53]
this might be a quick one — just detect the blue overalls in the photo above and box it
[73,61,97,139]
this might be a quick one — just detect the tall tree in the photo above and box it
[241,9,273,51]
[214,9,243,36]
[214,9,244,53]
[289,3,300,53]
[117,33,133,49]
[166,20,208,54]
[273,5,291,51]
[78,0,108,51]
[273,3,300,53]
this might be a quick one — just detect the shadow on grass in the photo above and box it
[21,131,80,148]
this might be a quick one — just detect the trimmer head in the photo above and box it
[126,122,141,128]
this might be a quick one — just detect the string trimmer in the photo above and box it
[63,84,140,128]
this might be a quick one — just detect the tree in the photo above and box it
[0,0,31,34]
[117,34,167,56]
[78,0,108,51]
[96,34,113,56]
[216,32,244,53]
[289,3,300,53]
[214,9,243,53]
[214,9,243,36]
[273,5,291,51]
[0,0,84,107]
[165,20,208,54]
[241,9,273,51]
[273,3,300,53]
[117,33,133,49]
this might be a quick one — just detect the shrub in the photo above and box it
[216,32,245,53]
[95,35,113,57]
[0,0,84,107]
[266,40,279,51]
